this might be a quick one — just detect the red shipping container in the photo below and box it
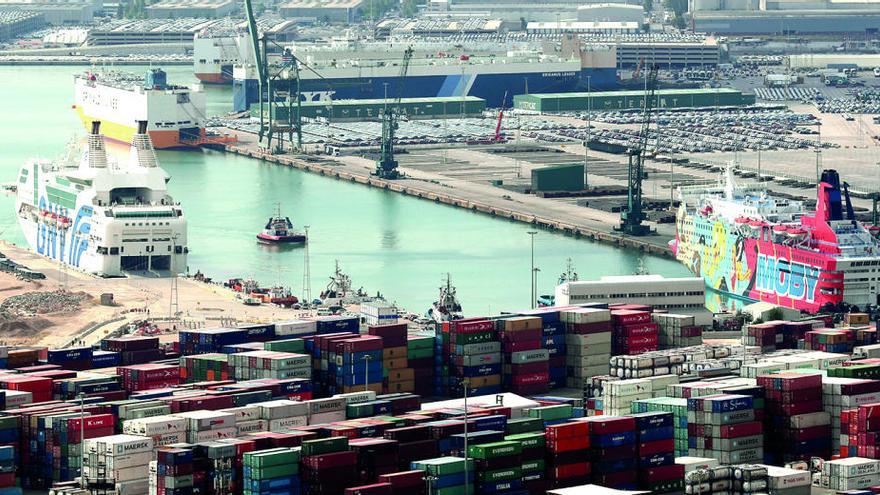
[68,414,115,432]
[719,421,762,438]
[510,362,549,375]
[547,422,589,440]
[508,382,549,395]
[502,339,542,353]
[342,337,384,354]
[611,310,651,325]
[511,372,549,386]
[594,470,637,488]
[379,470,423,488]
[500,329,541,343]
[344,483,393,495]
[620,323,659,337]
[567,322,612,335]
[585,416,635,435]
[446,319,494,334]
[303,450,358,470]
[548,436,589,453]
[551,462,591,480]
[639,464,684,482]
[637,439,674,456]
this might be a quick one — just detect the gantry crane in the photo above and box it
[619,63,659,236]
[374,47,414,179]
[244,0,301,153]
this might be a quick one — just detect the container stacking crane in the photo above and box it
[619,63,658,236]
[244,0,301,153]
[374,47,414,179]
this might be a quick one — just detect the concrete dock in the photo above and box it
[222,130,676,258]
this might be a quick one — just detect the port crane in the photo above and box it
[374,47,414,179]
[619,63,658,236]
[244,0,301,153]
[495,91,508,142]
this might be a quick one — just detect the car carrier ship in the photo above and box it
[671,165,880,313]
[14,121,188,277]
[74,69,235,149]
[231,37,617,111]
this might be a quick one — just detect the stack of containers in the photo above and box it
[178,328,249,355]
[562,308,612,390]
[150,447,194,495]
[179,353,229,383]
[81,434,153,495]
[545,421,590,489]
[411,457,474,495]
[852,402,880,459]
[610,309,657,355]
[243,447,302,495]
[652,313,702,350]
[683,465,769,495]
[631,411,683,493]
[117,364,179,392]
[350,437,398,483]
[361,302,398,327]
[378,470,425,495]
[584,416,637,490]
[632,397,690,457]
[0,375,52,403]
[762,464,812,495]
[223,404,267,436]
[330,335,384,395]
[369,323,413,394]
[177,410,236,443]
[308,397,347,425]
[742,323,780,353]
[406,334,434,397]
[385,425,436,470]
[504,430,545,492]
[821,377,880,452]
[757,372,831,463]
[468,441,522,495]
[819,457,880,491]
[229,351,311,381]
[311,332,359,396]
[46,347,92,371]
[687,394,763,465]
[60,414,116,481]
[123,415,187,448]
[101,336,161,365]
[805,329,856,353]
[445,320,500,398]
[497,317,549,395]
[537,313,567,390]
[600,379,653,416]
[0,446,14,495]
[258,399,309,431]
[301,437,356,495]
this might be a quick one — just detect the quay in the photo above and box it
[221,130,675,257]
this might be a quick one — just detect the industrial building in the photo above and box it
[374,17,503,36]
[0,10,44,40]
[789,53,880,68]
[145,0,236,18]
[577,3,644,22]
[526,21,640,34]
[554,274,712,324]
[531,164,585,192]
[86,18,219,45]
[261,96,486,122]
[614,38,720,68]
[0,0,92,25]
[513,88,755,113]
[278,0,364,23]
[692,10,880,33]
[426,0,643,23]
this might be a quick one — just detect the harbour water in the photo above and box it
[0,65,690,314]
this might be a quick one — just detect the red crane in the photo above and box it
[495,91,508,142]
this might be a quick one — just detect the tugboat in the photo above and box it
[319,260,369,306]
[538,258,579,307]
[257,204,307,245]
[428,273,463,323]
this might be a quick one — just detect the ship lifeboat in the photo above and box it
[868,225,880,239]
[748,220,764,230]
[787,228,808,239]
[735,216,750,225]
[57,217,71,229]
[772,225,788,234]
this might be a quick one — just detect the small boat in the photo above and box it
[319,260,369,306]
[257,204,307,245]
[427,273,463,323]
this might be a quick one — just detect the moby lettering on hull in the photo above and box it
[673,166,880,313]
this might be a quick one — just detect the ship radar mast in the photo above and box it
[724,161,739,201]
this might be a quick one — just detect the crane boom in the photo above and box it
[495,91,508,142]
[375,47,414,179]
[243,0,263,85]
[619,63,658,236]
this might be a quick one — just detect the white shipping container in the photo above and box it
[83,464,148,483]
[123,416,186,436]
[268,415,308,431]
[607,379,651,396]
[676,456,719,473]
[308,410,346,425]
[116,478,150,495]
[565,354,609,367]
[830,473,880,491]
[509,349,550,364]
[176,410,236,431]
[87,435,154,456]
[333,391,377,404]
[105,452,153,471]
[761,465,811,489]
[565,333,612,346]
[790,411,831,429]
[258,399,309,420]
[274,319,317,336]
[562,308,610,324]
[150,431,187,448]
[308,397,346,415]
[825,457,880,478]
[187,427,236,442]
[566,342,612,357]
[220,405,262,422]
[236,419,268,434]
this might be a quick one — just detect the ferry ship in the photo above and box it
[231,38,617,111]
[671,166,880,313]
[74,69,234,150]
[193,32,250,84]
[14,121,187,277]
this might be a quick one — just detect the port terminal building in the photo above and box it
[145,0,236,18]
[0,11,44,40]
[513,88,756,113]
[260,96,487,122]
[278,0,365,23]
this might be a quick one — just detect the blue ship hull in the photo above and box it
[234,68,618,112]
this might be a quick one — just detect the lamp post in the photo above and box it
[527,231,537,309]
[363,354,372,392]
[585,75,591,190]
[462,378,470,495]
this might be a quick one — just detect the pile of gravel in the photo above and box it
[0,291,88,318]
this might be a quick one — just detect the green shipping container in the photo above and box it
[265,338,305,353]
[412,457,475,476]
[301,437,348,456]
[436,485,470,495]
[531,164,584,192]
[528,404,572,421]
[504,432,546,450]
[407,347,433,360]
[407,336,434,350]
[246,463,299,479]
[505,417,543,434]
[522,459,545,474]
[468,441,522,459]
[244,447,301,468]
[454,331,494,345]
[477,467,522,483]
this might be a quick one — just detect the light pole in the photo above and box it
[462,378,470,495]
[78,392,85,485]
[363,354,372,392]
[527,231,537,309]
[585,75,591,190]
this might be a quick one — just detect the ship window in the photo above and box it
[110,247,119,255]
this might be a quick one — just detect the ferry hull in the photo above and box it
[195,72,232,84]
[75,107,205,149]
[674,206,842,313]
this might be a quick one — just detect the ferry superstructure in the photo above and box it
[14,121,187,277]
[231,37,617,111]
[74,69,232,150]
[671,166,880,313]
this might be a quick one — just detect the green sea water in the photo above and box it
[0,65,690,315]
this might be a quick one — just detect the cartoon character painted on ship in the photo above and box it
[729,236,753,295]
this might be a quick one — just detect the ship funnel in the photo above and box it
[130,120,158,168]
[87,120,108,169]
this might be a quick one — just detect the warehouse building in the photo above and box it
[86,18,219,45]
[278,0,364,23]
[526,21,640,34]
[261,96,486,122]
[693,10,880,33]
[0,0,92,25]
[614,38,720,68]
[145,0,235,18]
[513,88,755,113]
[577,3,644,22]
[789,53,880,68]
[0,10,44,40]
